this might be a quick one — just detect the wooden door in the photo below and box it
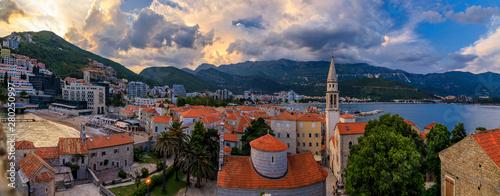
[445,177,455,196]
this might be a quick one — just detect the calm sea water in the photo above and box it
[279,103,500,134]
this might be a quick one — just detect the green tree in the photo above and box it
[153,131,177,194]
[191,145,216,188]
[240,117,274,155]
[20,90,27,96]
[111,93,125,107]
[166,120,189,181]
[177,141,196,186]
[345,126,424,195]
[3,72,7,88]
[191,121,206,147]
[176,97,185,107]
[203,128,220,177]
[425,123,451,195]
[451,122,466,144]
[230,147,243,155]
[133,147,142,161]
[476,127,487,131]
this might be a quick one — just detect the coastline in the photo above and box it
[29,111,105,137]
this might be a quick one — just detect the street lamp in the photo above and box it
[146,178,151,196]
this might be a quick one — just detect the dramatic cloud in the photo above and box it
[446,5,500,24]
[0,0,27,24]
[232,16,265,29]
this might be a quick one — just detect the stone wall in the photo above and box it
[250,148,287,178]
[32,180,55,196]
[440,136,500,196]
[218,180,326,196]
[271,119,297,154]
[14,149,35,170]
[89,143,134,171]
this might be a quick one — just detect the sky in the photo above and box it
[1,0,500,74]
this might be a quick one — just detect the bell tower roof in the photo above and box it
[327,56,337,83]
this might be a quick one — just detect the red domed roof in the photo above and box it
[223,146,232,152]
[250,134,288,152]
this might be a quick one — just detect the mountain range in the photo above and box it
[3,31,499,98]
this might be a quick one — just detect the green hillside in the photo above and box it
[5,31,159,86]
[139,67,216,92]
[339,78,436,101]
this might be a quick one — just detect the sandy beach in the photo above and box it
[29,110,106,137]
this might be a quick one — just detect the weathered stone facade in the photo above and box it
[439,135,500,196]
[333,126,363,183]
[251,148,288,178]
[14,148,35,170]
[59,154,88,180]
[271,119,297,154]
[218,180,326,196]
[88,143,134,171]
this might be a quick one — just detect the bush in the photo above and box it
[134,147,143,161]
[141,167,149,178]
[104,159,109,165]
[156,160,163,172]
[130,165,176,196]
[118,169,127,179]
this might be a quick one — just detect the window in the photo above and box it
[24,153,26,157]
[312,123,316,128]
[315,133,319,138]
[299,122,303,128]
[277,123,280,128]
[155,126,158,132]
[349,141,352,148]
[271,156,275,164]
[82,157,84,164]
[102,151,106,156]
[127,147,130,151]
[277,133,281,138]
[63,159,65,164]
[297,142,300,147]
[286,123,290,128]
[91,153,97,158]
[309,142,312,147]
[297,133,300,137]
[315,151,318,155]
[309,133,312,138]
[302,133,305,138]
[112,161,115,166]
[303,142,305,147]
[286,133,290,138]
[100,162,103,166]
[114,149,119,154]
[287,143,290,147]
[316,142,319,147]
[445,176,455,196]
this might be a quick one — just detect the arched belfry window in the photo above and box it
[330,94,334,107]
[334,95,337,108]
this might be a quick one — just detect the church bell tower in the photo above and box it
[326,55,340,157]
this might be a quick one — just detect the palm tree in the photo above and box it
[177,141,196,186]
[191,145,216,188]
[166,120,189,181]
[153,131,177,194]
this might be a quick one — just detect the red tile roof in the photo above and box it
[296,113,324,122]
[180,109,211,118]
[271,112,297,121]
[218,152,328,189]
[122,109,134,114]
[330,137,335,147]
[153,115,171,123]
[424,122,441,130]
[404,120,416,126]
[225,133,238,142]
[321,144,326,151]
[86,134,134,149]
[127,106,139,110]
[225,113,239,120]
[15,140,35,149]
[472,128,500,168]
[19,152,56,180]
[223,146,232,152]
[59,138,88,155]
[35,147,59,159]
[200,115,222,124]
[34,171,55,183]
[141,108,156,113]
[420,132,427,141]
[236,116,251,133]
[340,114,356,119]
[250,134,288,152]
[224,123,235,131]
[337,122,368,135]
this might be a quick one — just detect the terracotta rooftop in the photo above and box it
[34,171,55,183]
[250,134,288,152]
[122,109,134,114]
[15,140,35,149]
[270,112,297,121]
[296,113,324,122]
[340,114,356,119]
[141,108,156,113]
[225,113,239,120]
[218,152,328,189]
[19,152,56,180]
[225,133,238,142]
[224,123,235,132]
[152,115,171,123]
[59,138,88,155]
[472,128,500,168]
[337,122,368,135]
[236,116,251,133]
[35,147,59,159]
[404,120,416,126]
[223,146,232,152]
[424,122,441,130]
[180,109,211,118]
[420,132,427,141]
[86,134,134,149]
[200,115,222,124]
